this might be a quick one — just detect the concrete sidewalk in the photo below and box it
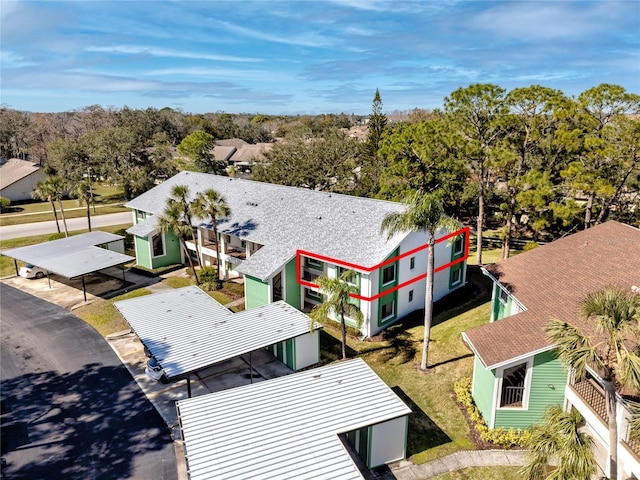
[386,450,527,479]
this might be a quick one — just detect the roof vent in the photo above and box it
[316,216,322,220]
[246,201,258,207]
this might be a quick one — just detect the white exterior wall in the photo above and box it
[369,416,408,467]
[1,170,46,201]
[103,240,125,254]
[294,331,320,370]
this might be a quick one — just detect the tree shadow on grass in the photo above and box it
[391,386,451,456]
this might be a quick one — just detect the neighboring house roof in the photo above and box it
[1,232,133,279]
[176,358,411,480]
[228,143,273,163]
[125,171,411,281]
[114,285,320,379]
[0,158,42,190]
[213,145,237,163]
[464,221,640,369]
[216,138,248,148]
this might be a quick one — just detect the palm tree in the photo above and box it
[521,404,596,480]
[157,200,200,285]
[50,176,69,237]
[72,180,93,232]
[546,287,640,480]
[192,188,231,283]
[169,185,201,265]
[32,177,61,234]
[380,191,460,371]
[310,269,363,360]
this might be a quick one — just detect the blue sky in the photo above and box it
[2,0,639,115]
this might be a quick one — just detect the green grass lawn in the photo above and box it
[320,264,495,464]
[0,184,128,227]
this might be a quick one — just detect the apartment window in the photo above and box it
[450,266,462,287]
[453,235,464,255]
[305,288,323,302]
[136,210,145,221]
[409,290,414,302]
[224,234,231,244]
[381,300,395,321]
[382,264,396,285]
[151,233,164,257]
[306,258,324,270]
[499,288,509,305]
[410,256,415,270]
[500,363,527,408]
[241,240,247,248]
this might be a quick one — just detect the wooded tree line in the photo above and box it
[2,83,638,259]
[255,83,640,261]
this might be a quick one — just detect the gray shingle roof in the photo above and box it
[126,171,410,280]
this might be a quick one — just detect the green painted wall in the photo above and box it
[492,284,512,321]
[135,236,152,269]
[284,258,301,310]
[494,351,567,429]
[245,275,269,310]
[134,232,182,269]
[472,356,496,426]
[378,248,399,327]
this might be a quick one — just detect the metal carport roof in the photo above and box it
[1,231,133,279]
[113,285,321,379]
[1,232,135,300]
[176,358,412,480]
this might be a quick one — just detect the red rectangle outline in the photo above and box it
[296,226,469,301]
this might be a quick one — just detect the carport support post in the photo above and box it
[47,272,51,289]
[187,374,192,398]
[13,259,18,276]
[250,351,253,384]
[82,276,87,302]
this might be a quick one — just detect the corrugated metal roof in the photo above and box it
[1,232,133,278]
[113,286,320,378]
[125,171,412,281]
[176,358,411,480]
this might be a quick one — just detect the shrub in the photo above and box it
[523,240,539,252]
[454,377,529,448]
[0,197,11,212]
[198,266,221,291]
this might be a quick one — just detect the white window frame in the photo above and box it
[496,357,534,411]
[498,287,509,305]
[306,257,324,271]
[382,264,396,286]
[150,232,165,258]
[408,290,414,302]
[410,256,415,270]
[380,299,395,322]
[453,235,464,255]
[451,266,463,286]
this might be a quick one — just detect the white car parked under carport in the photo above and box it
[18,264,47,279]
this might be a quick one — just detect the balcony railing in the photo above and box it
[301,267,322,283]
[571,378,608,423]
[501,386,525,407]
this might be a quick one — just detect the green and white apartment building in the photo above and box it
[463,221,640,480]
[126,171,468,337]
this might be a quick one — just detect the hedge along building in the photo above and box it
[125,171,468,338]
[462,221,640,480]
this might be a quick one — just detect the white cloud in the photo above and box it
[85,45,261,63]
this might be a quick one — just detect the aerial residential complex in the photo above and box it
[125,171,468,337]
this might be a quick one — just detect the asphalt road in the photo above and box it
[0,283,177,480]
[0,212,132,240]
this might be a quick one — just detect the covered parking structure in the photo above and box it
[113,285,322,397]
[1,231,135,301]
[176,358,412,479]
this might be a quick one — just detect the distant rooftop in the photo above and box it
[0,158,42,189]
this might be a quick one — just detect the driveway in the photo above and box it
[0,284,177,480]
[0,212,132,240]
